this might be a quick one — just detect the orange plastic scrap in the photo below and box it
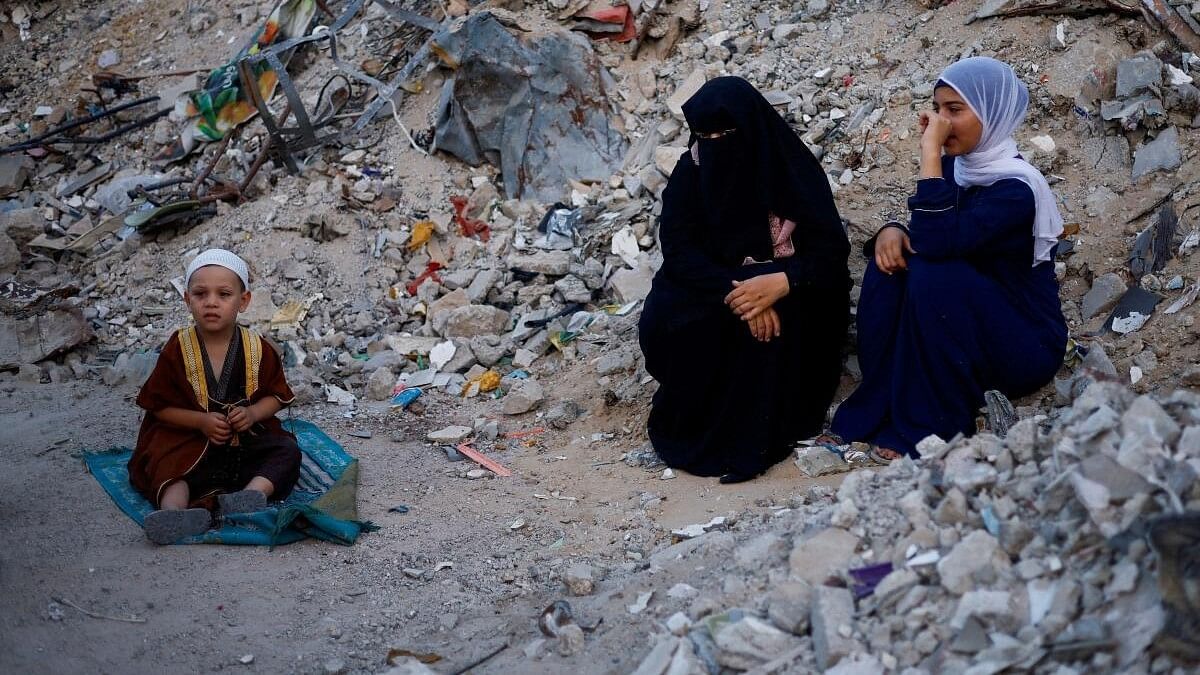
[449,195,491,242]
[456,442,513,477]
[577,6,636,42]
[408,220,434,251]
[461,369,502,397]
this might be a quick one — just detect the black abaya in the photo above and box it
[638,77,851,478]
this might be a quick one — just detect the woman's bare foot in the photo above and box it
[874,447,902,461]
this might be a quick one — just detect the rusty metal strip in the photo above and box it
[372,0,442,32]
[1142,0,1200,53]
[456,442,514,477]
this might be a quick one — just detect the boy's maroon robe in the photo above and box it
[129,326,296,507]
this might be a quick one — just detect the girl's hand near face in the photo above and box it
[918,111,953,151]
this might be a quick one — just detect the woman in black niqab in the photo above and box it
[638,76,851,483]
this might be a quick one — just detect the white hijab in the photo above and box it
[937,57,1063,266]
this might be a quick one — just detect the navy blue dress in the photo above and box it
[831,155,1067,457]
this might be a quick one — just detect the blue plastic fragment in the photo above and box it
[391,387,422,408]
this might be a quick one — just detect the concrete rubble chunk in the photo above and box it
[1082,273,1127,320]
[767,580,813,635]
[564,564,595,596]
[713,616,803,670]
[365,367,396,400]
[608,262,656,303]
[810,585,857,670]
[736,533,788,569]
[0,307,92,369]
[666,69,706,120]
[0,156,31,197]
[950,590,1014,629]
[1116,52,1163,98]
[502,378,544,415]
[0,232,19,274]
[1132,127,1182,181]
[427,426,473,443]
[442,305,510,338]
[789,527,858,585]
[937,530,1011,595]
[509,251,571,276]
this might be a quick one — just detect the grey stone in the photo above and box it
[442,305,510,338]
[1082,273,1127,320]
[937,530,1011,595]
[811,585,857,670]
[714,616,803,670]
[0,208,46,246]
[950,590,1014,629]
[874,568,920,609]
[825,655,885,675]
[502,379,544,415]
[0,232,19,274]
[735,533,788,569]
[442,339,477,373]
[1121,395,1181,446]
[1081,136,1131,173]
[1078,454,1152,501]
[934,488,968,525]
[564,564,595,596]
[1132,127,1182,180]
[1116,52,1163,98]
[556,624,585,656]
[608,263,655,303]
[789,528,858,585]
[469,335,506,367]
[0,308,92,369]
[509,251,571,276]
[767,581,812,634]
[554,274,593,303]
[427,425,473,443]
[596,350,635,376]
[545,400,582,429]
[0,157,30,197]
[804,0,830,18]
[366,367,396,400]
[466,268,503,302]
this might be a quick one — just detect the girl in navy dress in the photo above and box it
[829,57,1067,460]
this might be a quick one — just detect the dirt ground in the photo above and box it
[0,369,844,674]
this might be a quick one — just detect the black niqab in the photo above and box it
[666,76,843,266]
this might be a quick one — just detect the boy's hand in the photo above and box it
[226,406,258,433]
[201,412,233,445]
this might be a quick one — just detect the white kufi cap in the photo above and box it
[185,248,250,290]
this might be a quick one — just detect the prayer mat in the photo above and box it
[85,419,376,546]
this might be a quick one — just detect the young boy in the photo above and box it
[129,249,302,544]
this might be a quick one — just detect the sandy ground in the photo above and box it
[0,371,842,674]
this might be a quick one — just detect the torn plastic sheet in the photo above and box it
[430,12,628,202]
[157,0,319,162]
[534,203,582,250]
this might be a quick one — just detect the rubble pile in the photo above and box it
[1,0,1200,669]
[614,357,1200,674]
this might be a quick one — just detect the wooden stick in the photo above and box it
[456,443,513,477]
[52,596,147,624]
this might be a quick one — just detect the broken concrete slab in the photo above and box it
[608,262,655,303]
[1116,51,1163,98]
[0,307,92,368]
[509,251,571,276]
[666,68,706,120]
[1082,272,1127,320]
[1132,127,1182,180]
[0,156,31,197]
[788,527,858,585]
[810,585,857,670]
